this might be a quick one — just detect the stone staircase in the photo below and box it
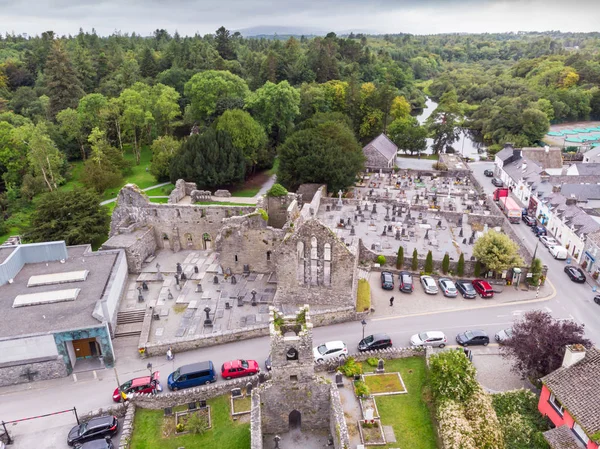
[114,310,146,337]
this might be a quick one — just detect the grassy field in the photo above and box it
[144,184,174,196]
[374,357,438,449]
[364,373,406,395]
[129,395,250,449]
[149,197,169,203]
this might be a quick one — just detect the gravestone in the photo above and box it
[142,281,148,291]
[372,203,377,213]
[164,407,173,417]
[167,289,173,300]
[350,226,355,236]
[225,267,232,276]
[251,290,257,306]
[137,285,143,295]
[469,236,474,245]
[176,262,182,274]
[194,265,199,274]
[376,358,385,373]
[335,371,344,387]
[243,264,250,276]
[231,275,237,285]
[365,407,374,421]
[237,297,244,307]
[174,273,180,286]
[246,382,253,395]
[463,238,467,244]
[213,275,219,284]
[381,227,387,236]
[326,205,331,212]
[180,272,187,281]
[199,400,207,408]
[138,294,144,302]
[424,229,429,240]
[225,302,231,309]
[459,228,463,237]
[195,283,203,293]
[231,388,242,398]
[364,203,368,211]
[188,401,197,411]
[395,230,401,240]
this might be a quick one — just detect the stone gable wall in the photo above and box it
[364,146,391,169]
[266,193,297,229]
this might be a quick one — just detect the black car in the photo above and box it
[381,271,394,290]
[483,169,494,177]
[67,416,118,446]
[455,280,477,299]
[522,216,536,226]
[75,437,114,449]
[399,271,414,293]
[358,334,393,352]
[491,178,503,187]
[456,330,490,346]
[594,296,600,305]
[532,225,547,237]
[564,266,586,283]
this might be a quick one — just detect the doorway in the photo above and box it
[289,410,301,430]
[203,233,212,250]
[72,338,100,359]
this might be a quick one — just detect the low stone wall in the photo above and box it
[315,346,424,372]
[117,403,135,449]
[330,384,351,449]
[250,390,262,449]
[0,356,68,387]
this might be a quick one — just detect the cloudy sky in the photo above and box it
[1,0,599,37]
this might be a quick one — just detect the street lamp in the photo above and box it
[361,319,367,341]
[147,362,153,377]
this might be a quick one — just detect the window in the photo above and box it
[290,375,298,381]
[572,423,590,445]
[548,392,564,416]
[267,251,271,261]
[235,255,238,262]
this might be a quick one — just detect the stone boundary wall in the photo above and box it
[0,356,68,387]
[250,389,262,449]
[117,403,135,449]
[330,384,351,449]
[314,347,424,372]
[168,179,197,204]
[297,185,326,227]
[142,306,369,356]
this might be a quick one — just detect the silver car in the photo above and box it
[438,278,458,297]
[495,328,513,344]
[420,275,439,294]
[410,331,447,348]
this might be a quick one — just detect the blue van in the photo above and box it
[167,361,217,390]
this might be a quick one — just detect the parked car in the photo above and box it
[456,330,490,346]
[221,359,260,380]
[358,334,393,352]
[522,216,536,226]
[594,295,600,305]
[438,278,458,297]
[398,271,414,293]
[112,372,160,402]
[495,328,513,343]
[532,225,547,237]
[549,245,568,260]
[168,361,217,391]
[483,169,494,177]
[67,416,118,446]
[420,275,439,294]
[540,236,559,248]
[410,331,447,348]
[472,279,494,298]
[75,437,114,449]
[381,271,394,290]
[491,178,503,187]
[564,266,586,283]
[455,280,477,299]
[265,353,272,371]
[313,341,348,362]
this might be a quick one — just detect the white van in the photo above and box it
[549,245,568,260]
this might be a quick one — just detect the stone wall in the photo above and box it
[297,183,324,204]
[266,194,297,229]
[0,356,68,387]
[330,384,351,449]
[250,390,262,449]
[298,185,326,226]
[364,147,392,169]
[168,179,197,204]
[274,219,356,307]
[315,346,424,372]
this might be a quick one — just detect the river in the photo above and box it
[415,97,487,160]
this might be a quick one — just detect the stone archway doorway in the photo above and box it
[203,233,212,250]
[289,410,301,430]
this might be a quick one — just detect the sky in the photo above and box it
[1,0,599,37]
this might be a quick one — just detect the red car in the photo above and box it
[221,359,260,380]
[112,371,160,402]
[472,279,494,298]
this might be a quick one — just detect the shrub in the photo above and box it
[424,250,433,274]
[529,258,543,286]
[429,350,478,403]
[412,248,418,271]
[354,380,370,398]
[474,261,482,277]
[457,253,465,276]
[257,208,269,221]
[396,246,404,269]
[266,183,288,197]
[433,162,448,171]
[366,357,379,367]
[186,412,209,435]
[356,278,371,312]
[340,357,363,377]
[442,253,450,274]
[376,255,386,265]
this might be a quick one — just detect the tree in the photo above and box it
[215,109,267,173]
[427,90,462,154]
[529,257,543,286]
[118,85,152,164]
[150,136,180,181]
[442,253,450,274]
[501,310,591,380]
[457,253,465,276]
[150,83,181,135]
[473,230,524,273]
[429,350,479,403]
[139,47,158,78]
[184,70,249,122]
[412,248,418,271]
[266,183,288,197]
[0,121,29,188]
[387,116,428,155]
[57,108,86,160]
[277,121,364,193]
[44,40,84,117]
[24,187,110,245]
[424,250,434,274]
[390,95,411,121]
[169,128,245,190]
[215,26,236,60]
[396,246,404,269]
[82,127,127,192]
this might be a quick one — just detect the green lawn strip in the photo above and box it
[396,153,439,160]
[194,201,256,206]
[363,373,405,394]
[356,278,371,312]
[59,161,85,192]
[101,145,157,200]
[149,197,169,203]
[130,395,250,449]
[266,158,279,176]
[374,357,437,449]
[230,187,260,197]
[232,395,251,414]
[144,184,174,196]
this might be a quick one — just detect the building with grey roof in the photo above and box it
[362,133,398,169]
[0,241,127,386]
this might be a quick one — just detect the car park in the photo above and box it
[221,359,260,379]
[75,437,114,449]
[112,372,160,402]
[438,278,457,297]
[381,271,394,290]
[495,328,513,343]
[455,280,477,299]
[483,169,494,177]
[564,266,586,283]
[358,334,393,352]
[399,271,414,293]
[168,361,217,390]
[420,275,439,294]
[491,177,503,187]
[67,416,119,446]
[522,215,536,226]
[456,330,490,346]
[410,331,447,348]
[532,225,547,236]
[472,279,494,298]
[313,341,348,362]
[540,236,558,248]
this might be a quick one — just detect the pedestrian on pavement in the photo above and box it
[389,296,394,306]
[166,346,174,361]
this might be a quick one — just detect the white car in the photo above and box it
[420,275,439,294]
[540,236,558,248]
[410,331,447,348]
[313,341,348,362]
[438,278,458,297]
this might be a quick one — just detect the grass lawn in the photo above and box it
[194,201,256,206]
[230,187,260,197]
[149,197,169,203]
[266,158,279,176]
[130,395,250,449]
[373,357,437,449]
[232,396,251,414]
[396,153,439,160]
[102,145,157,200]
[144,184,174,196]
[364,373,406,395]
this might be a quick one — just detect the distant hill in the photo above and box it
[236,26,327,38]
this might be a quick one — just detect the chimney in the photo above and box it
[513,148,522,161]
[562,344,586,368]
[552,185,561,193]
[544,145,550,153]
[566,197,577,206]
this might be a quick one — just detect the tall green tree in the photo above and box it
[396,246,404,269]
[473,230,524,273]
[57,108,87,160]
[139,47,158,78]
[457,253,465,276]
[150,135,180,181]
[82,127,127,193]
[424,250,434,274]
[150,83,181,135]
[214,26,236,60]
[44,40,84,117]
[25,187,110,245]
[388,116,428,155]
[412,248,418,271]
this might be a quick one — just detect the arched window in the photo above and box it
[310,237,318,286]
[324,243,331,286]
[297,241,305,284]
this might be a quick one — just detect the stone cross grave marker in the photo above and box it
[251,289,257,306]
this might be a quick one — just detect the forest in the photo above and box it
[0,28,599,245]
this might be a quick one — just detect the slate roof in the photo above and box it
[495,145,515,163]
[586,229,600,247]
[503,157,543,186]
[546,196,600,238]
[541,347,600,441]
[521,147,563,169]
[572,163,600,176]
[560,184,600,201]
[543,426,584,449]
[363,133,398,162]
